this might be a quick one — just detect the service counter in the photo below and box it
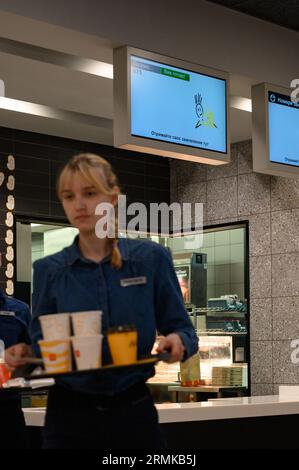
[23,395,299,449]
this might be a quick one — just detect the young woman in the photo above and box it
[18,153,198,449]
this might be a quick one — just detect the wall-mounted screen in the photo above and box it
[269,91,299,167]
[252,83,299,178]
[114,46,230,165]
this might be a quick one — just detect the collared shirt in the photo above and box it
[0,289,31,348]
[31,237,198,396]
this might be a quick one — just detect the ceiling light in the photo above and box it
[0,96,112,128]
[73,58,113,78]
[0,96,57,117]
[230,96,252,112]
[0,37,113,79]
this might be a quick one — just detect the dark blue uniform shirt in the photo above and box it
[0,290,31,403]
[0,289,31,348]
[31,237,198,396]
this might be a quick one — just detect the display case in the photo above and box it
[147,302,248,402]
[147,224,249,402]
[191,306,248,364]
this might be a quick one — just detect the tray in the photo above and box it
[23,352,171,381]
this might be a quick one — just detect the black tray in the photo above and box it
[23,352,171,381]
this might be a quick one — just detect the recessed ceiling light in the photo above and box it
[0,97,56,117]
[0,37,113,79]
[0,79,4,97]
[230,96,252,112]
[0,96,112,128]
[73,58,113,79]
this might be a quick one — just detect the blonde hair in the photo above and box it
[57,153,122,269]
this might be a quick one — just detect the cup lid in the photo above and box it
[107,324,136,333]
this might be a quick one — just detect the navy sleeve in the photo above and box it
[15,303,31,344]
[153,245,198,360]
[30,259,57,355]
[15,303,31,329]
[3,297,31,345]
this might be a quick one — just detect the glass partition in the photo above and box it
[31,224,78,261]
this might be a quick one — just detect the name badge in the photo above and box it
[0,311,15,317]
[120,276,147,287]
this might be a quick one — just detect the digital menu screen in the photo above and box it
[268,91,299,167]
[131,56,227,154]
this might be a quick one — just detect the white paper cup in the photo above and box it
[38,339,72,373]
[71,335,103,370]
[39,313,70,340]
[71,311,102,336]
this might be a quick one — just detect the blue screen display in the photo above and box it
[268,91,299,167]
[130,56,227,154]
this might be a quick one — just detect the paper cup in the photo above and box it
[71,311,102,336]
[107,326,137,365]
[38,339,71,373]
[71,335,103,370]
[39,313,70,340]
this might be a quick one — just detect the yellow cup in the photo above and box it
[107,325,137,365]
[38,339,72,373]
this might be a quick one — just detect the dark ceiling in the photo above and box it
[207,0,299,32]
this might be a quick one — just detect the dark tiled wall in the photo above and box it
[0,126,170,287]
[0,127,170,218]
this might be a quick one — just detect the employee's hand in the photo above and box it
[156,333,185,363]
[5,343,32,371]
